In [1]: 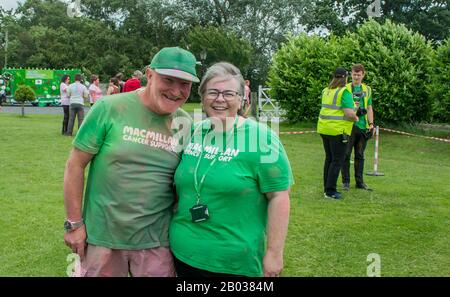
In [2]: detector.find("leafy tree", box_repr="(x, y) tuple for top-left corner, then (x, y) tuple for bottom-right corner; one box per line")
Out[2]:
(429, 38), (450, 123)
(14, 85), (36, 116)
(302, 0), (349, 36)
(347, 20), (434, 123)
(5, 0), (444, 113)
(2, 0), (312, 89)
(168, 0), (310, 89)
(179, 26), (252, 102)
(303, 0), (450, 41)
(267, 34), (350, 122)
(82, 0), (181, 47)
(2, 0), (142, 81)
(0, 7), (21, 68)
(181, 26), (252, 74)
(268, 20), (435, 124)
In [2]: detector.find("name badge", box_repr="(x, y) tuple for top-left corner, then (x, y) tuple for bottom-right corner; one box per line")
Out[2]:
(190, 204), (209, 223)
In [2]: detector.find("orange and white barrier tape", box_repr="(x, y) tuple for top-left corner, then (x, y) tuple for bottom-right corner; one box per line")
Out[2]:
(279, 128), (449, 143)
(380, 127), (450, 143)
(280, 131), (316, 135)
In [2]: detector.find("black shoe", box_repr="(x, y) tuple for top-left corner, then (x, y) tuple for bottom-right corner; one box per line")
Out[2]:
(356, 183), (373, 191)
(324, 191), (343, 199)
(342, 183), (350, 191)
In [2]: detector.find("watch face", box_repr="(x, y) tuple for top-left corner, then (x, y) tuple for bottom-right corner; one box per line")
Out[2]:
(64, 221), (71, 230)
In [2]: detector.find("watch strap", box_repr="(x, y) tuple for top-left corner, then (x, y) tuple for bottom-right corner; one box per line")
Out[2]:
(65, 219), (84, 231)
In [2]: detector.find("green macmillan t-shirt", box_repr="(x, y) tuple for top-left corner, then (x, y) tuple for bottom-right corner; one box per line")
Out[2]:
(169, 118), (294, 276)
(73, 91), (192, 249)
(351, 85), (373, 131)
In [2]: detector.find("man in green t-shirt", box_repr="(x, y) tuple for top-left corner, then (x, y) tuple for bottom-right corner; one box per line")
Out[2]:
(342, 64), (375, 191)
(63, 47), (198, 277)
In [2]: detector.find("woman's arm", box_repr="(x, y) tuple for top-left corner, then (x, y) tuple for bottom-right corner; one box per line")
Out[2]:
(264, 189), (290, 277)
(89, 89), (96, 102)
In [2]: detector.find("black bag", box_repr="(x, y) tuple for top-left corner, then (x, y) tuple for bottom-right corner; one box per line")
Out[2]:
(363, 128), (374, 140)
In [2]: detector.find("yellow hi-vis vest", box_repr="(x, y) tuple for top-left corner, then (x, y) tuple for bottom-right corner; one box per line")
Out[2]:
(317, 87), (354, 136)
(346, 83), (371, 129)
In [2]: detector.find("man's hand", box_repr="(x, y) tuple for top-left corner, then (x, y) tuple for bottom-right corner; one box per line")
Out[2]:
(64, 225), (87, 260)
(63, 148), (93, 261)
(369, 123), (375, 136)
(356, 108), (367, 117)
(263, 249), (283, 277)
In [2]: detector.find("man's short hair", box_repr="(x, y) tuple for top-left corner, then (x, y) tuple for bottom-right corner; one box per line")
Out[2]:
(133, 70), (143, 78)
(352, 64), (365, 73)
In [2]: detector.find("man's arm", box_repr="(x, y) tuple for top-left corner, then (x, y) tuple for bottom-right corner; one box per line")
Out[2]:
(89, 89), (96, 102)
(63, 148), (94, 260)
(83, 87), (89, 100)
(367, 105), (374, 125)
(263, 190), (290, 277)
(343, 108), (359, 122)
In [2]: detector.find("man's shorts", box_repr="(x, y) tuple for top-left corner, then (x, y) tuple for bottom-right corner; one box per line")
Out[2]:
(76, 244), (175, 277)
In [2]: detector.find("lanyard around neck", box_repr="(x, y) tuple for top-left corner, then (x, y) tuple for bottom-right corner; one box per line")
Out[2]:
(193, 115), (239, 204)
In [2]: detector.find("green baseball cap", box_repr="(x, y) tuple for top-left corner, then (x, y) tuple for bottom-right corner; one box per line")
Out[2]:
(150, 47), (200, 83)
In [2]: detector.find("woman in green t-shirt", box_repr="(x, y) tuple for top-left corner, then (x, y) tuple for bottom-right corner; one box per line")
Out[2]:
(169, 62), (294, 277)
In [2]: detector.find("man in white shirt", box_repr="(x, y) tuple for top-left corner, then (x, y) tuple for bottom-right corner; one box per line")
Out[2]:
(65, 74), (89, 136)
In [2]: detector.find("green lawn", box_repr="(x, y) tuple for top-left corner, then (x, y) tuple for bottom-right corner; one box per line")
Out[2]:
(182, 102), (202, 113)
(0, 113), (449, 276)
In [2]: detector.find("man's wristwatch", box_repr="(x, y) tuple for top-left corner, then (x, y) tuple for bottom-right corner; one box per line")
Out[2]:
(64, 219), (84, 232)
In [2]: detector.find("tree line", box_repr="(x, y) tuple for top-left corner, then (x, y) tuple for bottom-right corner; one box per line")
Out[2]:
(268, 20), (450, 124)
(0, 0), (448, 91)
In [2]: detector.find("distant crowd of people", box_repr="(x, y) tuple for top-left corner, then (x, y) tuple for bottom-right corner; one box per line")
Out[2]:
(60, 70), (143, 136)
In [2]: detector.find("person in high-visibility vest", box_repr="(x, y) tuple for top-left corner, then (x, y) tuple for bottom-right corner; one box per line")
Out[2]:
(317, 67), (359, 200)
(341, 64), (375, 191)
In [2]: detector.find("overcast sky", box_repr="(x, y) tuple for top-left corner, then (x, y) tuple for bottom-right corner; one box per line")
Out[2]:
(0, 0), (24, 11)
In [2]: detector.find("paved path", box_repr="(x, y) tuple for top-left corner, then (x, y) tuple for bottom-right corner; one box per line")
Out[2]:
(0, 106), (91, 115)
(0, 106), (200, 119)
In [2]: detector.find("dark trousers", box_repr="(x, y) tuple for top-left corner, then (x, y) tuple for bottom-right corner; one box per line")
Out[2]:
(61, 105), (70, 134)
(342, 126), (369, 186)
(66, 103), (84, 136)
(174, 257), (245, 277)
(321, 134), (347, 193)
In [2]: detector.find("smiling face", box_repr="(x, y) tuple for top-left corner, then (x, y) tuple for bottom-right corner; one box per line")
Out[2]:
(146, 69), (192, 115)
(202, 76), (242, 123)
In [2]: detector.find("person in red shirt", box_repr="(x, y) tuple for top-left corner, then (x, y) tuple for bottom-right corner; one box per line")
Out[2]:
(243, 79), (251, 116)
(123, 70), (143, 92)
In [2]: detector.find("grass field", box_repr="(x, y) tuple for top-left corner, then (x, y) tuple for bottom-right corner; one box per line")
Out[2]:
(182, 102), (202, 113)
(0, 113), (449, 276)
